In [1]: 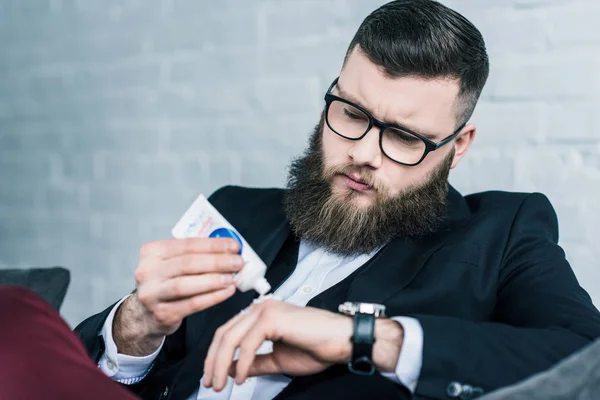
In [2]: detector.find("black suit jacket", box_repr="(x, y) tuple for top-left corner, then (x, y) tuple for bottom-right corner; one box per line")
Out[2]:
(75, 185), (600, 400)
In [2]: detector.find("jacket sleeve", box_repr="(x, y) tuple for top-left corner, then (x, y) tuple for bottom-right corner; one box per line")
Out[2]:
(413, 193), (600, 399)
(74, 302), (188, 398)
(74, 302), (117, 364)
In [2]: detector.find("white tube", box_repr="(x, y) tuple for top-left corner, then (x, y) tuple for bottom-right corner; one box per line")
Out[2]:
(171, 193), (271, 296)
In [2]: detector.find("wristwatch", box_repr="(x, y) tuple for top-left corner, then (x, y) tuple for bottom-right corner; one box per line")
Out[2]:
(338, 301), (387, 375)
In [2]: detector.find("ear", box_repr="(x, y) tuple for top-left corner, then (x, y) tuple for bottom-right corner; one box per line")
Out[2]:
(450, 123), (476, 169)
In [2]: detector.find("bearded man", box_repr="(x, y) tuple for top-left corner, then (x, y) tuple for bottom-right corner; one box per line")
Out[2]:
(74, 1), (600, 399)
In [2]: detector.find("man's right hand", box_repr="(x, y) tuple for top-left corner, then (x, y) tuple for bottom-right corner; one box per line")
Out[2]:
(113, 237), (244, 356)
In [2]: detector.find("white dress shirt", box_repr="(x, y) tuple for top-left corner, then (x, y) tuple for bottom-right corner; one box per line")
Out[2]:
(99, 240), (424, 399)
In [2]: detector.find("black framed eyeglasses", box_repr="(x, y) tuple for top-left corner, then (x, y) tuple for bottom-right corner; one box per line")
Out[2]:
(324, 77), (465, 166)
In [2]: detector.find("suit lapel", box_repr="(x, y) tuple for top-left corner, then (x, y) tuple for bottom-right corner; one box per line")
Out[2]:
(347, 186), (472, 304)
(346, 235), (443, 304)
(243, 189), (294, 291)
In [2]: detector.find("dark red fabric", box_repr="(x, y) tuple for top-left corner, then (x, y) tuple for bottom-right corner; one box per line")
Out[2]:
(0, 285), (137, 400)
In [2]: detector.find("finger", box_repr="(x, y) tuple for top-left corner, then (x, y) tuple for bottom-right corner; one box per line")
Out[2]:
(233, 324), (271, 384)
(153, 285), (236, 324)
(140, 238), (240, 260)
(162, 253), (245, 278)
(210, 310), (261, 392)
(203, 310), (249, 389)
(156, 273), (236, 301)
(230, 353), (281, 379)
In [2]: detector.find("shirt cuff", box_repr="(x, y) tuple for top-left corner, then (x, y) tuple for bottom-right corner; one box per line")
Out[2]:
(98, 294), (165, 384)
(379, 316), (423, 392)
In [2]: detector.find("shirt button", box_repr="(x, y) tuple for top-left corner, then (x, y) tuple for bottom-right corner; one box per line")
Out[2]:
(301, 285), (313, 294)
(106, 359), (116, 371)
(447, 382), (463, 398)
(159, 386), (169, 400)
(244, 378), (253, 383)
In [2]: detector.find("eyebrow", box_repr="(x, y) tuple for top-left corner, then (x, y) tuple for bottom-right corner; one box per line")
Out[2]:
(335, 83), (440, 140)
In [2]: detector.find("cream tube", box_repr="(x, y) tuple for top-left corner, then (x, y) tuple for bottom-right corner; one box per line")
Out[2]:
(171, 193), (271, 296)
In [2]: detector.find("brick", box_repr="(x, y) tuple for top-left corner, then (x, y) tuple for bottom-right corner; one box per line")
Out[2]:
(165, 151), (213, 189)
(544, 1), (600, 47)
(262, 0), (357, 45)
(169, 50), (259, 84)
(102, 153), (179, 185)
(33, 63), (162, 94)
(0, 151), (54, 181)
(88, 182), (183, 215)
(63, 119), (166, 153)
(73, 0), (153, 18)
(0, 214), (93, 245)
(0, 118), (67, 149)
(578, 144), (600, 174)
(461, 147), (516, 192)
(258, 39), (347, 81)
(485, 51), (599, 100)
(270, 114), (320, 149)
(136, 215), (176, 239)
(150, 13), (260, 52)
(164, 121), (216, 153)
(38, 181), (91, 215)
(466, 6), (549, 54)
(52, 151), (102, 183)
(0, 0), (55, 17)
(513, 146), (600, 199)
(252, 76), (322, 114)
(471, 101), (545, 146)
(168, 0), (256, 17)
(0, 183), (43, 212)
(1, 31), (148, 70)
(164, 149), (247, 195)
(11, 90), (158, 119)
(545, 102), (600, 141)
(159, 81), (256, 118)
(211, 118), (272, 153)
(20, 65), (162, 108)
(238, 151), (291, 188)
(512, 0), (593, 10)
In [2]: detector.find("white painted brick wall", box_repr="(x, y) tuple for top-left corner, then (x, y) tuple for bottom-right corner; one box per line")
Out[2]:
(0, 0), (598, 326)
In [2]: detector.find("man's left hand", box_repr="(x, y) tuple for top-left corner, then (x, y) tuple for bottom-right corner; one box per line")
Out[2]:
(202, 299), (404, 392)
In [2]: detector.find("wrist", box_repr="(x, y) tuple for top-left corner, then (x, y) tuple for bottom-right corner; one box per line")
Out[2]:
(372, 318), (404, 373)
(114, 296), (164, 356)
(337, 315), (355, 364)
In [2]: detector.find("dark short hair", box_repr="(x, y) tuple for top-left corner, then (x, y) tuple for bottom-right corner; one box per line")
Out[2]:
(345, 0), (490, 126)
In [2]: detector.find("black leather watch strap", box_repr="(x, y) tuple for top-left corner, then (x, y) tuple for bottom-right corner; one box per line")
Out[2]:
(348, 312), (376, 375)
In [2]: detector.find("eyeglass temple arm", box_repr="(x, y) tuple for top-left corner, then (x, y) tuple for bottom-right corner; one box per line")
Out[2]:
(434, 123), (466, 149)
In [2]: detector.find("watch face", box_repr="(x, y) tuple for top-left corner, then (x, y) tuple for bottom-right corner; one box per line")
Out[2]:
(338, 302), (386, 317)
(358, 303), (386, 317)
(357, 303), (378, 314)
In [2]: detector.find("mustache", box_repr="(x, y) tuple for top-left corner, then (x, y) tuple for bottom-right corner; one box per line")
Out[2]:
(322, 163), (387, 194)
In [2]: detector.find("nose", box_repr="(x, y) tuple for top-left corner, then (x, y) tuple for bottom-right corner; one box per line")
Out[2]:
(348, 126), (383, 169)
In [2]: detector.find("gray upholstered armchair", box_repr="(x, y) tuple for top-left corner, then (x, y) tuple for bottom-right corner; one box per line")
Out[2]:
(0, 266), (70, 311)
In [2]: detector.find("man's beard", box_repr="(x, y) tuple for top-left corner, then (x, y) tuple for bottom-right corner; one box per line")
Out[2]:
(283, 117), (454, 256)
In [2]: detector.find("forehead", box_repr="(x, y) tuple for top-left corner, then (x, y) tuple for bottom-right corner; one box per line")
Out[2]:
(338, 47), (461, 136)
